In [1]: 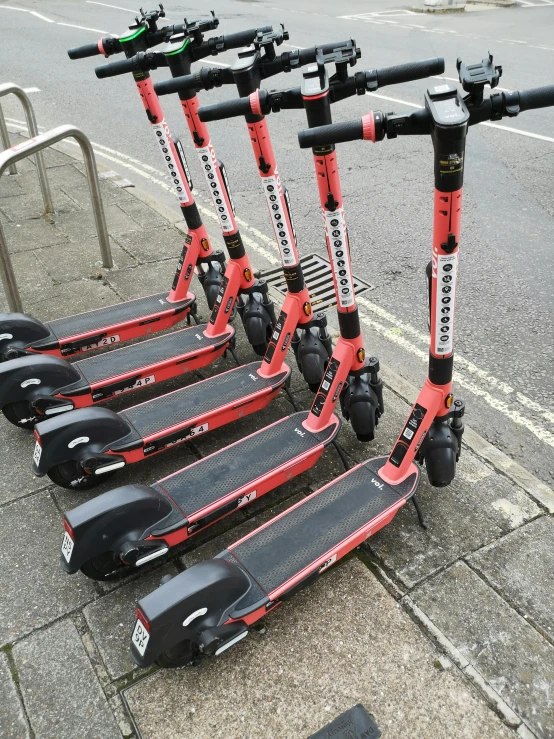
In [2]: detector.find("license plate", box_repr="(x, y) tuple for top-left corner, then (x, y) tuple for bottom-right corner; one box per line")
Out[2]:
(114, 375), (155, 396)
(61, 531), (74, 563)
(79, 334), (120, 352)
(33, 441), (42, 466)
(132, 620), (150, 656)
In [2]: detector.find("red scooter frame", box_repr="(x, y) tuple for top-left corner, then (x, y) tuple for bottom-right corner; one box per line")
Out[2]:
(58, 46), (385, 582)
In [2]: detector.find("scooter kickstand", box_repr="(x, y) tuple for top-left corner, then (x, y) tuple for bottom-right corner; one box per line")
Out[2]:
(412, 494), (427, 530)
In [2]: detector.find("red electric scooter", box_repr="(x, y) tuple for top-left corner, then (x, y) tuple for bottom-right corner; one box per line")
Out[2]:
(32, 30), (339, 490)
(130, 56), (554, 668)
(0, 12), (279, 430)
(59, 49), (443, 582)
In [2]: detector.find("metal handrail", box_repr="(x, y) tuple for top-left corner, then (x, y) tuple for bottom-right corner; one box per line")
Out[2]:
(0, 84), (53, 211)
(0, 124), (113, 312)
(0, 104), (17, 175)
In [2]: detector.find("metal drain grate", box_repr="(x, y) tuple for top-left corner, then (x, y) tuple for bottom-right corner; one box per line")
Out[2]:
(260, 253), (373, 311)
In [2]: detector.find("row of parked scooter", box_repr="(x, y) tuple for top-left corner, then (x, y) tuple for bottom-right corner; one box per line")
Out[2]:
(1, 5), (552, 668)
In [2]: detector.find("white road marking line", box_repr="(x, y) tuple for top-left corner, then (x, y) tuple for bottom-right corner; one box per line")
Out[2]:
(5, 110), (553, 442)
(86, 0), (135, 10)
(202, 59), (229, 68)
(0, 4), (109, 33)
(57, 22), (109, 33)
(433, 75), (510, 92)
(23, 87), (41, 93)
(0, 5), (54, 21)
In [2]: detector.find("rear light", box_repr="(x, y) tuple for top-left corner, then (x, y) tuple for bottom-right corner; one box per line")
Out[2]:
(136, 608), (150, 632)
(63, 519), (74, 539)
(33, 429), (41, 443)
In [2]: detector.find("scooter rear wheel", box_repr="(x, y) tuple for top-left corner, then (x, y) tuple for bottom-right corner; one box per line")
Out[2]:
(80, 551), (126, 581)
(156, 639), (199, 669)
(47, 461), (115, 490)
(2, 401), (37, 430)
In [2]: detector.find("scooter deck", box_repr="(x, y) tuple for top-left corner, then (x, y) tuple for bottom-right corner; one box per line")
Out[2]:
(224, 457), (419, 608)
(116, 362), (290, 443)
(35, 293), (193, 347)
(150, 412), (341, 535)
(74, 324), (233, 386)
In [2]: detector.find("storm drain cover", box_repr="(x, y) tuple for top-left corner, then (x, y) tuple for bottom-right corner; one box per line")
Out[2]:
(261, 253), (373, 311)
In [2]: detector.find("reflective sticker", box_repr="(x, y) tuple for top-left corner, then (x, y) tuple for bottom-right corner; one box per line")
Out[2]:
(323, 209), (355, 309)
(197, 145), (233, 232)
(262, 172), (296, 267)
(183, 607), (207, 627)
(0, 333), (13, 340)
(152, 119), (190, 205)
(21, 378), (41, 388)
(33, 440), (41, 465)
(434, 252), (457, 356)
(68, 436), (89, 449)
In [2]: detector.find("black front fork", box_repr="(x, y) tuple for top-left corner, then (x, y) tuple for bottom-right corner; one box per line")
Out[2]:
(197, 250), (227, 310)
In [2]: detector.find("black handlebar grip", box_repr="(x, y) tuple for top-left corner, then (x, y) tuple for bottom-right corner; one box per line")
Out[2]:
(95, 57), (135, 79)
(518, 85), (554, 112)
(298, 119), (363, 148)
(198, 97), (253, 122)
(68, 42), (102, 60)
(154, 73), (197, 96)
(222, 25), (272, 50)
(375, 57), (444, 88)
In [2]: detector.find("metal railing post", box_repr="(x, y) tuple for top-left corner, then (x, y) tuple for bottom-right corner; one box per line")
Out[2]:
(0, 103), (17, 175)
(0, 83), (53, 213)
(0, 124), (114, 311)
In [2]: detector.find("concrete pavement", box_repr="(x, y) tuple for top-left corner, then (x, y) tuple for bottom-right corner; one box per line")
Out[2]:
(0, 132), (553, 737)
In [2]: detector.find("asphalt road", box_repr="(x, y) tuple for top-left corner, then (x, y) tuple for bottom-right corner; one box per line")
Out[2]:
(1, 0), (553, 486)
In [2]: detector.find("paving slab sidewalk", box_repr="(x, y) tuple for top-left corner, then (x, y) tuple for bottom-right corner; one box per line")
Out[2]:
(0, 132), (552, 738)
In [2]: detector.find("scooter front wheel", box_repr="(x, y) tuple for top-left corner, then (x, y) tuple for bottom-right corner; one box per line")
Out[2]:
(47, 461), (114, 490)
(80, 551), (127, 581)
(2, 401), (37, 430)
(156, 639), (200, 669)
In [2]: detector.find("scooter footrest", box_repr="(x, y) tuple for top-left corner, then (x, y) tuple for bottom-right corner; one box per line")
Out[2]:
(156, 411), (339, 515)
(228, 457), (419, 597)
(45, 293), (193, 341)
(120, 362), (288, 438)
(77, 325), (232, 384)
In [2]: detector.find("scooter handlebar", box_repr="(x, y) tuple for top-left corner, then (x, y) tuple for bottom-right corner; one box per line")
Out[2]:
(517, 85), (554, 112)
(95, 57), (136, 78)
(68, 41), (103, 59)
(298, 120), (363, 148)
(219, 25), (272, 51)
(372, 57), (444, 88)
(198, 96), (254, 122)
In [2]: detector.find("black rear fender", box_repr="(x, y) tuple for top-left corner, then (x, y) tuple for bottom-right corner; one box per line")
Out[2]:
(239, 292), (276, 347)
(133, 559), (250, 667)
(0, 355), (82, 410)
(33, 407), (132, 476)
(0, 313), (54, 360)
(292, 326), (333, 388)
(63, 484), (173, 573)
